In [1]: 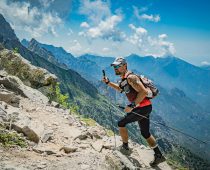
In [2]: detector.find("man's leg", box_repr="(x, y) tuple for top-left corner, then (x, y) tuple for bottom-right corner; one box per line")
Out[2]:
(137, 106), (165, 167)
(118, 112), (139, 149)
(119, 127), (128, 143)
(146, 135), (156, 147)
(146, 135), (163, 156)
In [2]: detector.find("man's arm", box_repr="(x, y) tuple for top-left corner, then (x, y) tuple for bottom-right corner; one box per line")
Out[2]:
(107, 82), (122, 92)
(102, 77), (122, 92)
(127, 74), (148, 105)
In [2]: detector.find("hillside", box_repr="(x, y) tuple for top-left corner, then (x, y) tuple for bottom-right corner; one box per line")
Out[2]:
(0, 13), (151, 151)
(0, 56), (172, 170)
(19, 39), (210, 163)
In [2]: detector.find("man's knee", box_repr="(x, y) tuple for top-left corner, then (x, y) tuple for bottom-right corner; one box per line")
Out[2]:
(118, 120), (126, 127)
(141, 130), (151, 139)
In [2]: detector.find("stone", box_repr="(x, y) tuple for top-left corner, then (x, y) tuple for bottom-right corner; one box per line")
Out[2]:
(105, 150), (139, 170)
(0, 88), (20, 107)
(41, 130), (53, 143)
(59, 146), (78, 154)
(51, 101), (60, 108)
(12, 115), (44, 143)
(91, 140), (104, 152)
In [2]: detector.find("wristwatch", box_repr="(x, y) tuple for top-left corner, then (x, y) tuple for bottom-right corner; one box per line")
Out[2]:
(130, 102), (136, 108)
(130, 102), (140, 108)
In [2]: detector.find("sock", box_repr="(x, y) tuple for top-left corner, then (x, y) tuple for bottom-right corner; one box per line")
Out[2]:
(123, 142), (129, 149)
(152, 145), (162, 156)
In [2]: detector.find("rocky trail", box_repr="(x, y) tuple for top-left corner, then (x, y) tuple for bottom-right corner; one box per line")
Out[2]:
(0, 93), (171, 170)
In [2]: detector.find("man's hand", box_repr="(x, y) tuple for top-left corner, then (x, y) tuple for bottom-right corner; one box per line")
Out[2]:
(124, 106), (133, 113)
(102, 77), (110, 84)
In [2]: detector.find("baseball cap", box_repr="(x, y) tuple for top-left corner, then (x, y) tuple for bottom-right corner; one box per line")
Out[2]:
(111, 57), (127, 66)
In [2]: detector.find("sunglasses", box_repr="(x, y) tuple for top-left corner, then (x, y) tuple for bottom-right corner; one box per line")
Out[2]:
(114, 64), (123, 69)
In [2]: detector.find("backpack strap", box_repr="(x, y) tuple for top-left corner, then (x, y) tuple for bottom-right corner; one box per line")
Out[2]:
(124, 71), (133, 79)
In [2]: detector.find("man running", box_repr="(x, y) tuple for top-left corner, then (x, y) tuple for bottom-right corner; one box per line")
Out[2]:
(102, 57), (166, 167)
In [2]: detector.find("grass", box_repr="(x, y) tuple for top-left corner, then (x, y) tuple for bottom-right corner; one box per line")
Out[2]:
(105, 129), (114, 137)
(80, 117), (97, 126)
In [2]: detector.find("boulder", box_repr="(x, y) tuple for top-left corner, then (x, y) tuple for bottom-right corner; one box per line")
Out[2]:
(12, 114), (44, 143)
(0, 49), (57, 89)
(0, 75), (49, 103)
(105, 150), (139, 170)
(0, 88), (20, 107)
(0, 76), (27, 98)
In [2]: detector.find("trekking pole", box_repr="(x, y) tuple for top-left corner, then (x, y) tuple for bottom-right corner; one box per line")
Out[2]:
(102, 70), (117, 149)
(109, 106), (117, 149)
(117, 105), (209, 145)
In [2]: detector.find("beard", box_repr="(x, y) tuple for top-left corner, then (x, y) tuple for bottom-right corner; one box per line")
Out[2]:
(115, 70), (121, 75)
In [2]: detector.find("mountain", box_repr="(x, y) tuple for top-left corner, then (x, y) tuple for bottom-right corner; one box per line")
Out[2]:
(0, 45), (209, 170)
(0, 66), (175, 169)
(1, 13), (209, 165)
(21, 38), (29, 48)
(0, 14), (97, 99)
(28, 38), (68, 69)
(79, 53), (210, 111)
(22, 39), (102, 83)
(20, 36), (210, 161)
(0, 14), (18, 42)
(0, 13), (151, 158)
(77, 54), (210, 161)
(80, 54), (114, 69)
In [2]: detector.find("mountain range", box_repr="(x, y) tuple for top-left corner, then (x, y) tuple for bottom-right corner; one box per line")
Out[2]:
(21, 37), (210, 162)
(1, 13), (210, 165)
(0, 13), (148, 156)
(21, 39), (210, 112)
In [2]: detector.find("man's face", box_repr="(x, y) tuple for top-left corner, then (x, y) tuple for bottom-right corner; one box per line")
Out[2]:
(113, 64), (126, 75)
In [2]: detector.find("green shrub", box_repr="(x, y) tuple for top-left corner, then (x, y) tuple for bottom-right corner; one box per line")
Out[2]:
(13, 47), (19, 54)
(48, 82), (69, 108)
(0, 131), (27, 148)
(69, 103), (80, 115)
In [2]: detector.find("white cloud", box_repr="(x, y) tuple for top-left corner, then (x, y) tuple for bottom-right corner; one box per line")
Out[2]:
(38, 0), (54, 8)
(147, 34), (175, 56)
(127, 24), (148, 49)
(140, 14), (160, 22)
(78, 0), (125, 42)
(133, 6), (160, 23)
(159, 34), (168, 39)
(67, 28), (73, 36)
(0, 0), (62, 37)
(201, 61), (210, 66)
(80, 15), (126, 42)
(102, 47), (110, 52)
(69, 40), (82, 53)
(127, 24), (175, 56)
(79, 0), (111, 24)
(133, 6), (148, 18)
(80, 22), (90, 28)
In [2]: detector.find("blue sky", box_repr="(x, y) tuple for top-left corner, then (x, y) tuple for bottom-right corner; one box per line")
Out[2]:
(0, 0), (210, 66)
